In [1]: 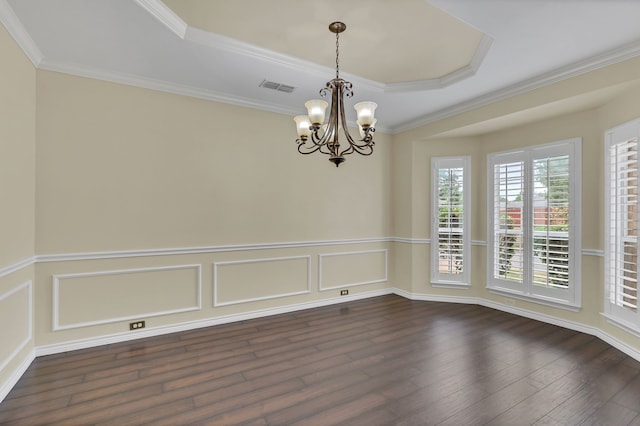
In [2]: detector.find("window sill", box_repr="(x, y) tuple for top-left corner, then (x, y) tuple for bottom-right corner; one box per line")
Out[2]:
(431, 281), (471, 289)
(602, 313), (640, 338)
(488, 287), (581, 312)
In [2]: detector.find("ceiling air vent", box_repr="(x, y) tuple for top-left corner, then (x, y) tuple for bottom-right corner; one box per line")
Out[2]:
(259, 80), (295, 93)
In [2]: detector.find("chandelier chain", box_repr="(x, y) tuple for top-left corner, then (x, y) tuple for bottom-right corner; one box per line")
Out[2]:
(335, 31), (340, 79)
(294, 22), (377, 167)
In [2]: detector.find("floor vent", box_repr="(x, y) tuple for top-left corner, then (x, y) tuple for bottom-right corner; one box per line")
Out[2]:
(259, 80), (295, 93)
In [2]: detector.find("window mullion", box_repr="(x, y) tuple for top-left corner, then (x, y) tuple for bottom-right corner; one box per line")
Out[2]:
(522, 153), (534, 295)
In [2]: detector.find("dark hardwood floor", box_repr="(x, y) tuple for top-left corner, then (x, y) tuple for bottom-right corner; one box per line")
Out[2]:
(1, 295), (639, 425)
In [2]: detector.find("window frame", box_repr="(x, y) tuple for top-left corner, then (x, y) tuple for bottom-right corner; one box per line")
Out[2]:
(487, 138), (582, 309)
(431, 156), (471, 288)
(604, 119), (640, 335)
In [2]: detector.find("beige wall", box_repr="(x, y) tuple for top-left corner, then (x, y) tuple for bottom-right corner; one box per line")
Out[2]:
(0, 23), (36, 399)
(35, 71), (391, 254)
(32, 71), (393, 348)
(392, 81), (640, 353)
(3, 14), (640, 401)
(0, 26), (35, 266)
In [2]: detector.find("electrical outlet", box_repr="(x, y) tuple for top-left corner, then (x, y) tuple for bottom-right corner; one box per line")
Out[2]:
(129, 320), (145, 330)
(340, 289), (349, 296)
(504, 298), (516, 306)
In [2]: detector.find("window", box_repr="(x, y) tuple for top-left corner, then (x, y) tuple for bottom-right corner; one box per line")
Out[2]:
(605, 119), (640, 334)
(431, 156), (470, 287)
(487, 139), (581, 308)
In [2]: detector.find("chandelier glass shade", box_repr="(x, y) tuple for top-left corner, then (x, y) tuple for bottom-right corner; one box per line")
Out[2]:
(294, 22), (377, 167)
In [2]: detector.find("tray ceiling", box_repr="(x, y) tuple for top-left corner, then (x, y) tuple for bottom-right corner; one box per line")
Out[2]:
(3, 0), (640, 133)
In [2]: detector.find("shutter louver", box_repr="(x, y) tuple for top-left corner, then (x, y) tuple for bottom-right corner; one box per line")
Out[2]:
(493, 161), (524, 283)
(532, 155), (570, 289)
(438, 167), (464, 275)
(609, 139), (638, 313)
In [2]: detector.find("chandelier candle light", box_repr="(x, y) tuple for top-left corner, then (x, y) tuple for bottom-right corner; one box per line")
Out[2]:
(294, 21), (377, 167)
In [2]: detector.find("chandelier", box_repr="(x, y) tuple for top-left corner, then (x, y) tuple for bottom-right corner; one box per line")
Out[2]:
(294, 22), (377, 167)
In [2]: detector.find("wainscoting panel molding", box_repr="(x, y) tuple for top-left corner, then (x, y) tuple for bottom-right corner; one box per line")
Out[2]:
(213, 256), (311, 307)
(319, 249), (388, 291)
(0, 281), (32, 373)
(52, 265), (201, 331)
(0, 257), (36, 279)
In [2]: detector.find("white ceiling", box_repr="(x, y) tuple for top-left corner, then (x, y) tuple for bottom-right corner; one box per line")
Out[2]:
(3, 0), (640, 134)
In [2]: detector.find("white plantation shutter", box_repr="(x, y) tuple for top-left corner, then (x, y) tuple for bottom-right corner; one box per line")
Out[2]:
(493, 160), (525, 286)
(431, 157), (470, 286)
(438, 167), (464, 274)
(532, 155), (570, 290)
(605, 120), (640, 331)
(487, 139), (581, 307)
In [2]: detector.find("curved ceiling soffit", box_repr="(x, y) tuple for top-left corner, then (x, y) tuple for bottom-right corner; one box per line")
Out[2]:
(132, 0), (493, 94)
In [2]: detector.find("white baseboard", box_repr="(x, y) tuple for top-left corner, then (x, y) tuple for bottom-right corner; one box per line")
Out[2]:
(3, 287), (639, 405)
(396, 289), (640, 363)
(36, 288), (393, 357)
(0, 349), (35, 403)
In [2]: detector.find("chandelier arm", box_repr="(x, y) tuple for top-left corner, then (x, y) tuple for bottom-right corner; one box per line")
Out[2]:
(297, 139), (322, 155)
(293, 22), (377, 167)
(346, 144), (374, 156)
(345, 131), (375, 154)
(306, 122), (337, 156)
(336, 94), (374, 158)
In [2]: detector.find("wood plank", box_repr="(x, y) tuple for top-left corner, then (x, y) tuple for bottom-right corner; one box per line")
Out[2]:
(1, 295), (638, 425)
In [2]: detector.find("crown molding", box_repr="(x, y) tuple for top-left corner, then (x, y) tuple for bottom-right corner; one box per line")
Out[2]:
(36, 60), (399, 133)
(132, 0), (186, 39)
(38, 59), (301, 116)
(185, 27), (494, 95)
(184, 26), (387, 92)
(393, 38), (640, 133)
(0, 0), (42, 66)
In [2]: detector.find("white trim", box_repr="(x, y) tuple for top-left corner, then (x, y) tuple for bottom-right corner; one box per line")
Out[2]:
(0, 0), (42, 66)
(38, 59), (303, 117)
(37, 237), (391, 263)
(398, 290), (640, 363)
(431, 282), (472, 289)
(0, 281), (33, 373)
(0, 287), (636, 402)
(602, 313), (640, 339)
(488, 288), (581, 312)
(26, 239), (596, 265)
(0, 256), (36, 278)
(0, 349), (34, 404)
(431, 156), (471, 287)
(390, 238), (488, 246)
(213, 256), (311, 307)
(132, 0), (187, 39)
(390, 237), (430, 245)
(185, 27), (385, 92)
(30, 288), (640, 363)
(486, 137), (582, 307)
(52, 265), (201, 331)
(36, 288), (393, 357)
(603, 119), (640, 335)
(395, 39), (640, 133)
(318, 249), (388, 291)
(184, 29), (493, 95)
(37, 59), (395, 135)
(479, 298), (639, 361)
(395, 288), (478, 305)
